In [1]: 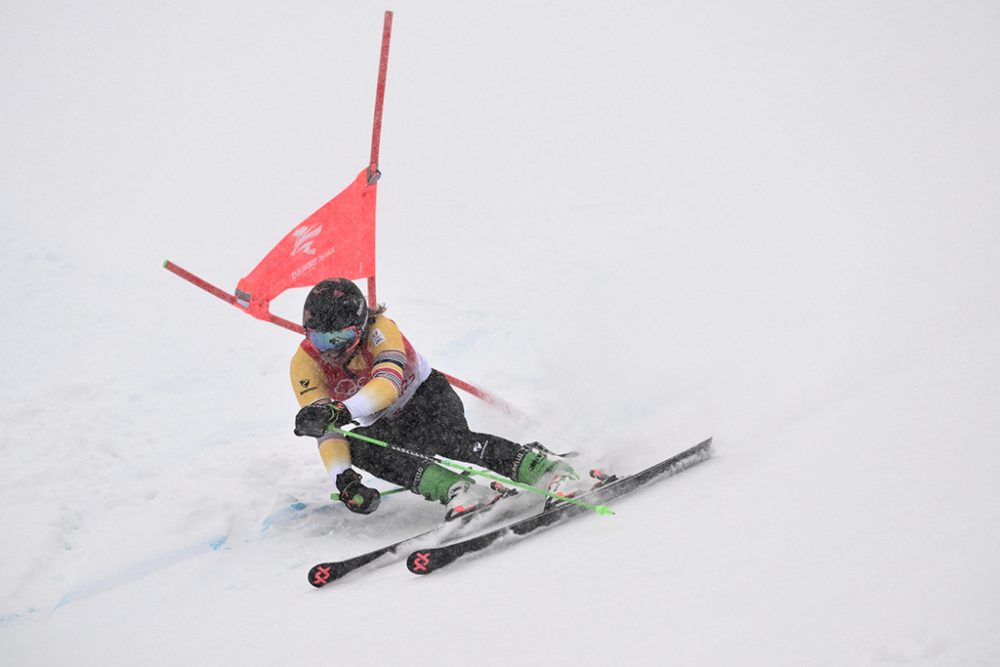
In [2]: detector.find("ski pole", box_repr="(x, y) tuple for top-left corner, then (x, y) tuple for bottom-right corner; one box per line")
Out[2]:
(329, 426), (615, 516)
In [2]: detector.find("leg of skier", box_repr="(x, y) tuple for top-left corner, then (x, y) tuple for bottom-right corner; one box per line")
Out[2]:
(352, 370), (580, 518)
(348, 371), (509, 520)
(413, 371), (590, 502)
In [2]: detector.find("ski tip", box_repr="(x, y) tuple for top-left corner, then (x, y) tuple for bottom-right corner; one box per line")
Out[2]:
(308, 563), (336, 588)
(407, 550), (434, 575)
(162, 259), (169, 268)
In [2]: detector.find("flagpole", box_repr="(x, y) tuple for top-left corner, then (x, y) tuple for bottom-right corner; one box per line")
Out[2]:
(367, 10), (393, 185)
(163, 12), (528, 419)
(162, 260), (304, 334)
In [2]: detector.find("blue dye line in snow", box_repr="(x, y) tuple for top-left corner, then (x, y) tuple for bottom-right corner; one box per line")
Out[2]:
(51, 534), (228, 612)
(259, 502), (308, 533)
(47, 499), (339, 614)
(0, 609), (40, 626)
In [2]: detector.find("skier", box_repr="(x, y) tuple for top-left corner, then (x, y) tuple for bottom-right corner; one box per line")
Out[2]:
(291, 278), (579, 519)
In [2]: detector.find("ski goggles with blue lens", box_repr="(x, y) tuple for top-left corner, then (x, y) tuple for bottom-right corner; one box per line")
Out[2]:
(307, 326), (360, 353)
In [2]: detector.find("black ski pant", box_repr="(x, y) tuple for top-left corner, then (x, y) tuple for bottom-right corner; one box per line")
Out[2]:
(350, 370), (525, 490)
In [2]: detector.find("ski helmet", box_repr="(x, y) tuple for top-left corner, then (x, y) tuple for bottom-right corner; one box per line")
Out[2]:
(303, 278), (368, 332)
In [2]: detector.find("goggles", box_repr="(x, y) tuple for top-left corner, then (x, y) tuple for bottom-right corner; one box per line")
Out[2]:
(307, 326), (360, 353)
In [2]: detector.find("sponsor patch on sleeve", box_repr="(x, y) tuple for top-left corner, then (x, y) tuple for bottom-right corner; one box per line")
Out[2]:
(369, 328), (386, 347)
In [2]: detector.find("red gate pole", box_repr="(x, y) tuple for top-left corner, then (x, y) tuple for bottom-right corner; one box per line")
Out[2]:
(367, 10), (393, 186)
(162, 261), (304, 334)
(365, 10), (392, 308)
(165, 13), (526, 420)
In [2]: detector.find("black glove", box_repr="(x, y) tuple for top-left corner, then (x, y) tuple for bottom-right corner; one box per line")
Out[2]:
(335, 468), (381, 514)
(293, 401), (353, 437)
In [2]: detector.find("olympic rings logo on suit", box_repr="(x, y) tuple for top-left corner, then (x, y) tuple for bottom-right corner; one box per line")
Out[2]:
(333, 378), (362, 398)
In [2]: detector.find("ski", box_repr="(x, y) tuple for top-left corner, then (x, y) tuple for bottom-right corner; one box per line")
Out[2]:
(308, 524), (444, 588)
(404, 437), (713, 575)
(306, 486), (529, 588)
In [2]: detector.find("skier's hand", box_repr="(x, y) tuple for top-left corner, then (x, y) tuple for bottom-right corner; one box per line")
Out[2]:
(335, 468), (381, 514)
(293, 401), (352, 437)
(326, 401), (353, 429)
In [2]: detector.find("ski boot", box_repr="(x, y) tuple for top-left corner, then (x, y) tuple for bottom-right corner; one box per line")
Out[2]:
(514, 447), (619, 508)
(415, 463), (513, 522)
(513, 447), (581, 507)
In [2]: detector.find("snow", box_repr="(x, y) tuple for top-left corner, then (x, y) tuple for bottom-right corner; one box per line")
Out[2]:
(2, 2), (1000, 664)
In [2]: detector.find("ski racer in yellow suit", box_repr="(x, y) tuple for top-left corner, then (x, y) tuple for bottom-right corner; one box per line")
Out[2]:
(291, 278), (577, 520)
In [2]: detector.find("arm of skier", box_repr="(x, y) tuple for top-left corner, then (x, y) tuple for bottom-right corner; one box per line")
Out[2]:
(340, 315), (408, 419)
(289, 348), (353, 477)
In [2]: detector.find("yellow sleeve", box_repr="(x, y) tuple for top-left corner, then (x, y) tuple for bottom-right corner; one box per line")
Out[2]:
(290, 346), (329, 407)
(317, 437), (351, 480)
(342, 315), (408, 418)
(290, 346), (351, 480)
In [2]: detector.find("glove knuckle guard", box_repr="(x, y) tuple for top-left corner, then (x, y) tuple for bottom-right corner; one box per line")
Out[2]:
(293, 403), (334, 437)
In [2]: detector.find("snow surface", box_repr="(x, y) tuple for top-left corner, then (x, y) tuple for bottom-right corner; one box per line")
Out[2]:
(3, 2), (1000, 665)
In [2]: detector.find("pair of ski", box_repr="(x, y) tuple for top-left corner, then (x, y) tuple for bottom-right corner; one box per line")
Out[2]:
(308, 437), (712, 588)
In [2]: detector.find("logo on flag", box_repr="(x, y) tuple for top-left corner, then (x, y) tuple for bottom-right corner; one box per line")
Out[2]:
(291, 224), (323, 256)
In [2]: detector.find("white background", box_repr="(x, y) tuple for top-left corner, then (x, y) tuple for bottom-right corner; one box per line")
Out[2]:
(2, 2), (999, 664)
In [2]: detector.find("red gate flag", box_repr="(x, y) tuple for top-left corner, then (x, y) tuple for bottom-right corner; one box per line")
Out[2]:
(234, 169), (377, 321)
(163, 12), (524, 417)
